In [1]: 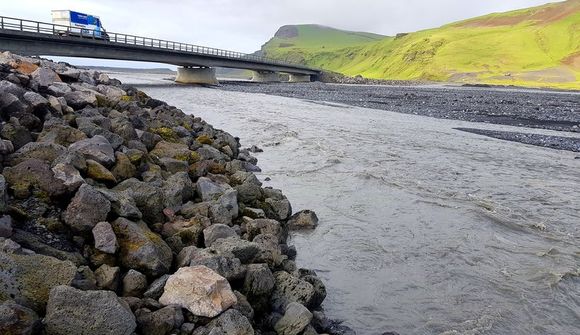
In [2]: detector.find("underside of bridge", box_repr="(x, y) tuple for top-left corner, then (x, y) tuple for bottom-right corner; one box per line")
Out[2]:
(0, 30), (319, 85)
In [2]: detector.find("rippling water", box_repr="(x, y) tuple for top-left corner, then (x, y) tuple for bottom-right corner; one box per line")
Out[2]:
(113, 73), (580, 335)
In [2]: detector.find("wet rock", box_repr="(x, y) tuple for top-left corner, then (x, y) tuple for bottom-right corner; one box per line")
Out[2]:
(86, 159), (117, 183)
(210, 237), (261, 264)
(63, 90), (97, 109)
(68, 135), (115, 167)
(300, 272), (326, 308)
(203, 224), (238, 247)
(159, 265), (237, 318)
(143, 274), (169, 300)
(44, 285), (136, 335)
(274, 302), (313, 335)
(111, 218), (172, 277)
(136, 305), (184, 335)
(288, 210), (318, 230)
(30, 67), (61, 88)
(0, 300), (40, 335)
(194, 309), (254, 335)
(64, 184), (111, 234)
(271, 271), (315, 311)
(0, 252), (77, 312)
(0, 216), (12, 238)
(122, 269), (148, 297)
(92, 222), (118, 254)
(3, 159), (67, 199)
(265, 198), (292, 221)
(95, 264), (121, 291)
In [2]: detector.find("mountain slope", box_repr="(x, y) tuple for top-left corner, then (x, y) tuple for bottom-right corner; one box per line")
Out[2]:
(261, 0), (580, 89)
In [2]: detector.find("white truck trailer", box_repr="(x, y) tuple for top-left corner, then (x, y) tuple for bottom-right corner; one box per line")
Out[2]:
(51, 10), (109, 40)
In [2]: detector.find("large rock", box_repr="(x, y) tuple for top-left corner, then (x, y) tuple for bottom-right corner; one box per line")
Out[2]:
(210, 237), (261, 264)
(38, 125), (87, 147)
(246, 219), (283, 242)
(86, 159), (117, 183)
(194, 309), (254, 335)
(271, 271), (315, 311)
(68, 135), (115, 167)
(203, 224), (237, 247)
(243, 264), (275, 298)
(23, 91), (48, 110)
(150, 141), (197, 163)
(111, 218), (172, 277)
(30, 67), (61, 88)
(122, 269), (147, 297)
(136, 305), (183, 335)
(114, 179), (165, 224)
(287, 210), (318, 230)
(0, 300), (40, 335)
(94, 264), (120, 291)
(162, 172), (194, 210)
(0, 123), (33, 150)
(8, 142), (66, 166)
(52, 163), (84, 192)
(63, 90), (97, 109)
(44, 285), (136, 335)
(196, 177), (231, 202)
(0, 252), (77, 312)
(3, 159), (67, 199)
(274, 302), (313, 335)
(64, 184), (111, 234)
(92, 222), (118, 254)
(159, 265), (237, 318)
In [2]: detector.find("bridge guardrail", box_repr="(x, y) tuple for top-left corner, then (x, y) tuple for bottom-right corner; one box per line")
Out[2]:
(0, 15), (315, 71)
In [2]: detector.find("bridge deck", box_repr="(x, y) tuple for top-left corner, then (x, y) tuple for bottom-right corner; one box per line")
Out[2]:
(0, 16), (320, 75)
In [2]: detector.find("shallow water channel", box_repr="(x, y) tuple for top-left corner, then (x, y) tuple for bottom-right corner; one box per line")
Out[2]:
(113, 73), (580, 335)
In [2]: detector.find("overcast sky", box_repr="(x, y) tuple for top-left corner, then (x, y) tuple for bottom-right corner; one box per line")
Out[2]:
(2, 0), (563, 67)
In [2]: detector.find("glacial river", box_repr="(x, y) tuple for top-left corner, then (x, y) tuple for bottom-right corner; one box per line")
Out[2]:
(113, 73), (580, 335)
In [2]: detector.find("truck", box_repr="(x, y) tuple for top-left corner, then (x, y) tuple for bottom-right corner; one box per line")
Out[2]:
(51, 10), (109, 40)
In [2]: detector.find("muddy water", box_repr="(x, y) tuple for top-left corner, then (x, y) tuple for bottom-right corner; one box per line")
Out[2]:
(113, 73), (580, 335)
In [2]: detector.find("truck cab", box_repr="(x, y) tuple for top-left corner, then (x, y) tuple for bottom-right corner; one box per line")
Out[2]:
(51, 10), (109, 40)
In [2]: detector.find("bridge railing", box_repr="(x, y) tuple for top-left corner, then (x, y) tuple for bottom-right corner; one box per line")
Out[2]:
(0, 15), (314, 71)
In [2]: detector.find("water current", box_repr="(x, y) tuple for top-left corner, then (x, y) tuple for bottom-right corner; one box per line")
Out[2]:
(112, 73), (580, 335)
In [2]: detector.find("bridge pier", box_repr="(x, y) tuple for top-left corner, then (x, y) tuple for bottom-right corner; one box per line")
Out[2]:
(175, 67), (219, 85)
(288, 74), (312, 83)
(251, 71), (281, 83)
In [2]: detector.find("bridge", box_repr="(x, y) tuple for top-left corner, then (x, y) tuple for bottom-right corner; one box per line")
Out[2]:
(0, 16), (321, 85)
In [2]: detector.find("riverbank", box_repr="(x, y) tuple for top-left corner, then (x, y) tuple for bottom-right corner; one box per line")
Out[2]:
(0, 52), (352, 335)
(219, 81), (580, 153)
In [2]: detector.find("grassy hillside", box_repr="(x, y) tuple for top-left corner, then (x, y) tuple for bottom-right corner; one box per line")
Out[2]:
(262, 0), (580, 89)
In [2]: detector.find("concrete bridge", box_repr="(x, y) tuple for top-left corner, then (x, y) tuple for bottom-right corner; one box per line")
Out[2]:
(0, 16), (321, 85)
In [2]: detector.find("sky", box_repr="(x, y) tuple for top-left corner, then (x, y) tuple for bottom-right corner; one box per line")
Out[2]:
(1, 0), (564, 68)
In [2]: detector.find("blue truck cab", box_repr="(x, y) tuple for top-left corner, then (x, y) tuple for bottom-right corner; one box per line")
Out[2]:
(52, 10), (109, 40)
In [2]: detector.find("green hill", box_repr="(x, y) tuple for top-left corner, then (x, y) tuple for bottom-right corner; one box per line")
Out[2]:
(261, 0), (580, 89)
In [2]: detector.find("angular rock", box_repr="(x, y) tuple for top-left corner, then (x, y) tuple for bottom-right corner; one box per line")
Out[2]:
(271, 271), (315, 311)
(288, 210), (319, 230)
(0, 300), (40, 335)
(246, 219), (283, 242)
(197, 309), (254, 335)
(111, 218), (172, 277)
(203, 224), (237, 247)
(163, 172), (194, 210)
(0, 252), (77, 312)
(3, 159), (67, 199)
(274, 302), (313, 335)
(136, 306), (183, 335)
(232, 291), (255, 321)
(52, 163), (84, 192)
(8, 142), (66, 166)
(47, 82), (73, 97)
(86, 159), (117, 183)
(64, 184), (111, 234)
(122, 269), (148, 297)
(68, 135), (115, 167)
(265, 198), (292, 221)
(97, 188), (142, 220)
(94, 264), (121, 291)
(243, 264), (275, 298)
(63, 90), (97, 109)
(196, 177), (231, 202)
(210, 237), (261, 264)
(38, 125), (87, 146)
(44, 285), (136, 335)
(162, 216), (209, 249)
(114, 179), (165, 224)
(159, 265), (237, 318)
(30, 67), (61, 88)
(0, 123), (33, 150)
(0, 215), (12, 238)
(143, 275), (170, 300)
(92, 222), (118, 254)
(0, 140), (14, 155)
(23, 91), (48, 110)
(111, 152), (136, 181)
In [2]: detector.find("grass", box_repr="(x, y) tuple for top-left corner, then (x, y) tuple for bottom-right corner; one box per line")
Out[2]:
(262, 0), (580, 90)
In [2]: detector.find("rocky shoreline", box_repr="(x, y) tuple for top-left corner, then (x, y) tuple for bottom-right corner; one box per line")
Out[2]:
(0, 51), (354, 335)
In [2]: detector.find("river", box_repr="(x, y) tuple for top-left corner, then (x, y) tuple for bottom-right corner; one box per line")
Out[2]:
(111, 73), (580, 335)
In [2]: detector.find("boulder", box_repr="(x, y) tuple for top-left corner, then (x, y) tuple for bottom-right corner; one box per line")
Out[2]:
(30, 67), (61, 88)
(288, 210), (319, 230)
(0, 123), (33, 150)
(68, 135), (115, 167)
(0, 300), (40, 335)
(265, 198), (292, 221)
(274, 302), (313, 335)
(64, 184), (111, 234)
(111, 152), (136, 181)
(0, 92), (29, 118)
(0, 80), (25, 97)
(159, 266), (237, 318)
(196, 177), (231, 202)
(150, 141), (197, 163)
(122, 269), (148, 297)
(162, 172), (194, 210)
(44, 285), (136, 335)
(0, 140), (14, 155)
(203, 224), (237, 247)
(111, 218), (172, 277)
(97, 188), (142, 220)
(23, 91), (48, 110)
(243, 264), (275, 298)
(92, 222), (118, 254)
(52, 163), (84, 192)
(210, 237), (261, 264)
(63, 90), (97, 109)
(161, 216), (209, 249)
(8, 142), (66, 166)
(94, 264), (120, 291)
(136, 306), (183, 335)
(195, 309), (254, 335)
(3, 159), (67, 199)
(86, 159), (117, 183)
(143, 274), (170, 300)
(232, 291), (255, 321)
(38, 125), (87, 146)
(271, 271), (315, 311)
(246, 219), (283, 242)
(47, 82), (73, 97)
(114, 179), (165, 224)
(0, 252), (77, 312)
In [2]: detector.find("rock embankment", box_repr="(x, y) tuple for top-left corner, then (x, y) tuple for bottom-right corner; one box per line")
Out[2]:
(0, 51), (353, 335)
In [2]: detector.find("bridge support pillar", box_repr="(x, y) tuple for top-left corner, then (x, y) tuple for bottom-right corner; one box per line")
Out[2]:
(175, 67), (219, 85)
(288, 74), (312, 83)
(251, 71), (281, 82)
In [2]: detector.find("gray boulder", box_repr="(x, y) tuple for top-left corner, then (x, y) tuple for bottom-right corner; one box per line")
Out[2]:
(274, 302), (313, 335)
(271, 271), (315, 311)
(243, 264), (275, 298)
(68, 135), (115, 167)
(114, 179), (165, 224)
(63, 90), (97, 109)
(47, 82), (73, 97)
(197, 177), (231, 201)
(23, 91), (48, 110)
(288, 210), (319, 230)
(92, 222), (118, 254)
(143, 274), (170, 300)
(122, 269), (148, 297)
(44, 285), (136, 335)
(64, 184), (111, 234)
(210, 237), (261, 264)
(3, 159), (67, 199)
(30, 67), (61, 88)
(136, 306), (183, 335)
(94, 264), (120, 291)
(193, 309), (254, 335)
(8, 142), (66, 165)
(203, 224), (237, 247)
(163, 172), (194, 210)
